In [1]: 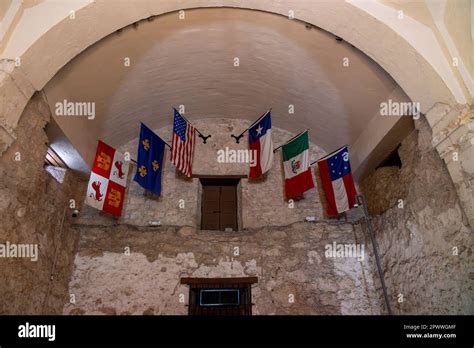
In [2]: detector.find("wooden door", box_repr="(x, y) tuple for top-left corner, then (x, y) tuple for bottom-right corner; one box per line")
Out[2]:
(201, 179), (238, 231)
(201, 186), (220, 230)
(219, 186), (237, 231)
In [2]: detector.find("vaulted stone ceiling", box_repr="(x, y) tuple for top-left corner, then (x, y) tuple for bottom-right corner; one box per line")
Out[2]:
(44, 7), (410, 173)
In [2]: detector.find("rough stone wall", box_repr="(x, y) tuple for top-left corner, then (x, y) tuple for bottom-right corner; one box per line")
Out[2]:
(64, 222), (380, 315)
(360, 117), (473, 314)
(0, 93), (86, 314)
(360, 166), (405, 216)
(77, 119), (326, 229)
(426, 103), (474, 229)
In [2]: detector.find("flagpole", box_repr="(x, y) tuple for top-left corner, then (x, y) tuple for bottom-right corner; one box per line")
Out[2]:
(140, 122), (173, 149)
(358, 193), (393, 315)
(231, 109), (272, 144)
(273, 129), (309, 153)
(173, 108), (211, 144)
(309, 144), (349, 166)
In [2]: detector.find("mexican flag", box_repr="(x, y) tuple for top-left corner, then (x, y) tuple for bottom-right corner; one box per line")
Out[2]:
(282, 131), (315, 199)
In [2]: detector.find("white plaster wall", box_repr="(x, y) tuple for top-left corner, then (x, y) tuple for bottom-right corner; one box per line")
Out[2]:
(0, 0), (463, 107)
(42, 7), (403, 170)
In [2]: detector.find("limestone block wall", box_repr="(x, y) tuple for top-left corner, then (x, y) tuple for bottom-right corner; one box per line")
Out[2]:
(426, 103), (474, 229)
(77, 119), (327, 229)
(360, 117), (473, 314)
(63, 222), (380, 315)
(0, 93), (86, 314)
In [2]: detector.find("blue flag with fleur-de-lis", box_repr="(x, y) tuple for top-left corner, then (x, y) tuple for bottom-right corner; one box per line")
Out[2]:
(134, 123), (166, 195)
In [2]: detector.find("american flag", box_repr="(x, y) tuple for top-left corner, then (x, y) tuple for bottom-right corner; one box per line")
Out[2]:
(170, 109), (196, 177)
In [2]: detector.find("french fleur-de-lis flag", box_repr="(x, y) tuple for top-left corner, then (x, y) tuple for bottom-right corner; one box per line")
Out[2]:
(134, 123), (166, 195)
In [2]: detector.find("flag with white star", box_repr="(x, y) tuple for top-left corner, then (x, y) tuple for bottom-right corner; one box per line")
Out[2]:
(248, 111), (273, 178)
(170, 109), (196, 177)
(317, 145), (357, 216)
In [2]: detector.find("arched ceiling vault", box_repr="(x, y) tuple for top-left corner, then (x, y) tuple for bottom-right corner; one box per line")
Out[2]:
(1, 0), (469, 179)
(44, 7), (411, 177)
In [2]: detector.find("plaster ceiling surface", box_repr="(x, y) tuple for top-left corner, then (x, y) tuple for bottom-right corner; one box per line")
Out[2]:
(44, 8), (408, 168)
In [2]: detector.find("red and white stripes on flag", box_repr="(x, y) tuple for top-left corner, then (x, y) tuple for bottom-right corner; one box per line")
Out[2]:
(317, 146), (357, 216)
(170, 109), (196, 177)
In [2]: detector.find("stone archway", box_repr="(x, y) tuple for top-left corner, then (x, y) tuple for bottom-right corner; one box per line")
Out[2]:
(0, 0), (465, 142)
(0, 0), (474, 318)
(0, 0), (472, 225)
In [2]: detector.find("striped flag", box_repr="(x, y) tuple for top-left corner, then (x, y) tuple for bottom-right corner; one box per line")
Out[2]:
(170, 109), (196, 177)
(317, 146), (357, 216)
(282, 130), (314, 199)
(249, 111), (273, 178)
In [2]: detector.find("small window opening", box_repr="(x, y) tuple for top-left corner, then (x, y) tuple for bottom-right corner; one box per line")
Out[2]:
(44, 146), (68, 183)
(181, 277), (257, 316)
(376, 146), (402, 169)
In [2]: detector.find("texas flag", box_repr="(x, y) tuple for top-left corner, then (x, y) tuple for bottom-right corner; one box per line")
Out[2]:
(85, 141), (129, 217)
(317, 146), (357, 216)
(249, 111), (273, 178)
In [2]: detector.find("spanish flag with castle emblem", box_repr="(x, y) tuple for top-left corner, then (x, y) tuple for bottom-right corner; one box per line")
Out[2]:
(85, 141), (129, 217)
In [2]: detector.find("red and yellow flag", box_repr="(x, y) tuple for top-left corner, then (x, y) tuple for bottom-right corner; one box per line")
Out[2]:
(85, 141), (129, 217)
